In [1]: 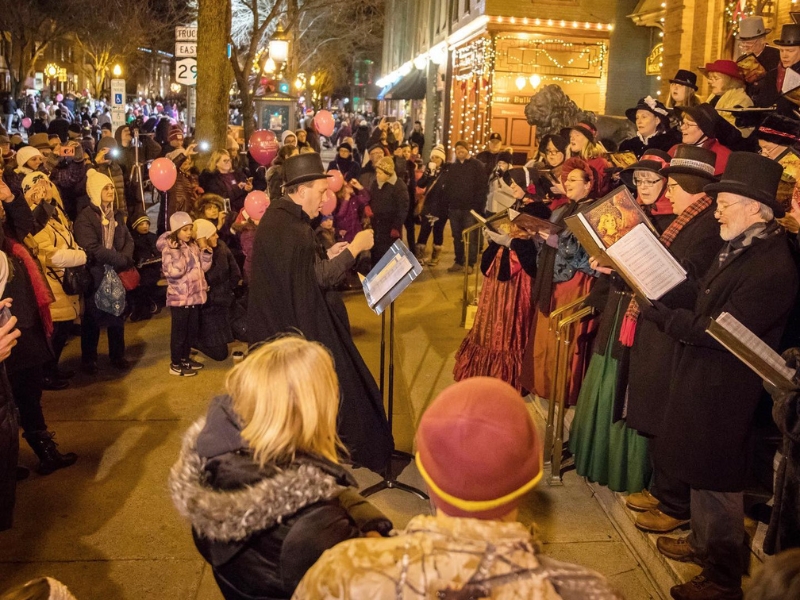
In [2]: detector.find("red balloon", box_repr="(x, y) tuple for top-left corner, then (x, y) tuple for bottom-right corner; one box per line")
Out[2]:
(321, 189), (336, 216)
(149, 158), (177, 192)
(249, 129), (279, 166)
(327, 169), (344, 193)
(314, 110), (335, 137)
(244, 190), (270, 221)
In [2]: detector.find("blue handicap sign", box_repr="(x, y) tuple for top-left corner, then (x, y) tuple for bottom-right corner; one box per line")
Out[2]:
(114, 93), (123, 104)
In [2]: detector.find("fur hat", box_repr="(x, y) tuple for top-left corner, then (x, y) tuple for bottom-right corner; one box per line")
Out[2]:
(16, 146), (42, 169)
(416, 377), (543, 519)
(376, 156), (395, 176)
(430, 144), (446, 162)
(194, 218), (217, 240)
(169, 211), (193, 233)
(86, 168), (114, 209)
(194, 193), (225, 219)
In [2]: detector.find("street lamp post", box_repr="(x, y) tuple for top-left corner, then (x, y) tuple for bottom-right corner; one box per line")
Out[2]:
(112, 64), (122, 78)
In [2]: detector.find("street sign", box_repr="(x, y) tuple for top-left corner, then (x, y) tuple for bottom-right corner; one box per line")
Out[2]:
(175, 27), (197, 42)
(175, 58), (197, 86)
(110, 78), (126, 131)
(175, 42), (197, 58)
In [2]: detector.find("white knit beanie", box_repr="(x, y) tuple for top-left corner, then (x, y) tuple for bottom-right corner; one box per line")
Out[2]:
(430, 144), (446, 162)
(86, 168), (114, 209)
(194, 217), (217, 239)
(16, 146), (42, 169)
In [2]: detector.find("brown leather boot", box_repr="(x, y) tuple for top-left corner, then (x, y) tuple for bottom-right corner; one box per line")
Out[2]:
(669, 576), (742, 600)
(657, 536), (705, 566)
(635, 508), (690, 533)
(626, 489), (660, 512)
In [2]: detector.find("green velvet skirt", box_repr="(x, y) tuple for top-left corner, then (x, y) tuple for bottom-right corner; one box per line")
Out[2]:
(569, 302), (651, 493)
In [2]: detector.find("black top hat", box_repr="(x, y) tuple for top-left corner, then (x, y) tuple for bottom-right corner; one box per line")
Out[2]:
(669, 69), (699, 91)
(674, 104), (720, 139)
(774, 24), (800, 47)
(619, 149), (671, 189)
(283, 153), (332, 187)
(625, 96), (672, 127)
(756, 114), (800, 146)
(660, 145), (718, 181)
(704, 152), (785, 217)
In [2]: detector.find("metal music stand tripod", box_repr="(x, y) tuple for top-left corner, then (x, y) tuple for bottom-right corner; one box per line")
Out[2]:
(360, 241), (428, 501)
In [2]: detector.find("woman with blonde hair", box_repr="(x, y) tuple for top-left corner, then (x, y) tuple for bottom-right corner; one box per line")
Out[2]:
(700, 60), (754, 136)
(198, 149), (252, 216)
(169, 335), (392, 600)
(567, 121), (612, 196)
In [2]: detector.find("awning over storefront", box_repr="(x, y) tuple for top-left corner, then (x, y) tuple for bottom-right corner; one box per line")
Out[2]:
(379, 69), (427, 100)
(629, 0), (666, 28)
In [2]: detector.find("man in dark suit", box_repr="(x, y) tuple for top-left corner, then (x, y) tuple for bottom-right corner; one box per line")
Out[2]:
(737, 16), (780, 108)
(639, 152), (799, 600)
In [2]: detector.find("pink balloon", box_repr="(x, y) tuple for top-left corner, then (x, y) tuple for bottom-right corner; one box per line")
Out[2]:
(320, 189), (336, 216)
(21, 117), (32, 129)
(249, 129), (279, 166)
(55, 93), (63, 102)
(314, 110), (335, 137)
(244, 190), (270, 220)
(327, 169), (344, 193)
(149, 158), (177, 192)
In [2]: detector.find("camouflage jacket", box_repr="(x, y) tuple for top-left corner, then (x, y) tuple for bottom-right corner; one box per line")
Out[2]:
(293, 513), (622, 600)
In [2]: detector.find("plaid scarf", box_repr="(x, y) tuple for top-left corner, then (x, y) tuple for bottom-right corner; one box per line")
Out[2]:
(715, 220), (780, 268)
(618, 194), (714, 347)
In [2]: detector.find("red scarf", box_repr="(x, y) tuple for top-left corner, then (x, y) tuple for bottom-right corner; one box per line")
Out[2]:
(618, 194), (714, 346)
(6, 236), (54, 338)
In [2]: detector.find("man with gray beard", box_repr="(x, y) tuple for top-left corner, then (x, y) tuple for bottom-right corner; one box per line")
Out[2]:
(637, 152), (799, 600)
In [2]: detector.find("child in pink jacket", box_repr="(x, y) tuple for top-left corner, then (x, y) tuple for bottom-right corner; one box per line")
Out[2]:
(157, 211), (212, 377)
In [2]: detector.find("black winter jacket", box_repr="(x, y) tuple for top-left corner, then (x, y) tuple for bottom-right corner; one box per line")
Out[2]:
(170, 396), (392, 600)
(73, 204), (134, 291)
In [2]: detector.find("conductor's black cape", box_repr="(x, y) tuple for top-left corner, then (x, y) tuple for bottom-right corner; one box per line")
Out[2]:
(247, 198), (393, 472)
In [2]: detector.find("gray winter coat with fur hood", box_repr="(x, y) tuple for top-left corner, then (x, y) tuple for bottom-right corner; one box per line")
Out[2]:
(169, 396), (392, 600)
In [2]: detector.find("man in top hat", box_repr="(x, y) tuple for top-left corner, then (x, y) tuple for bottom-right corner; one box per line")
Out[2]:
(620, 96), (682, 158)
(737, 16), (780, 108)
(626, 145), (724, 533)
(294, 377), (621, 600)
(772, 23), (800, 117)
(247, 153), (393, 474)
(755, 114), (800, 215)
(638, 152), (798, 600)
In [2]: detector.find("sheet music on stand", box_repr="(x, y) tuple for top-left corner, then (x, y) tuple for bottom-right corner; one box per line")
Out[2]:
(706, 312), (799, 391)
(362, 240), (423, 315)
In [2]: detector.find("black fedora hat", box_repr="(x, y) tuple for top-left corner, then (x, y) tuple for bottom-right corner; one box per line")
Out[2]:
(756, 114), (800, 147)
(669, 69), (699, 91)
(674, 103), (719, 139)
(283, 153), (332, 187)
(625, 96), (672, 127)
(773, 24), (800, 47)
(704, 152), (785, 217)
(619, 149), (671, 189)
(661, 145), (717, 180)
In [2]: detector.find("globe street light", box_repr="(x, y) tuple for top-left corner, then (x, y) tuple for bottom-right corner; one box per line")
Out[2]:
(112, 64), (122, 78)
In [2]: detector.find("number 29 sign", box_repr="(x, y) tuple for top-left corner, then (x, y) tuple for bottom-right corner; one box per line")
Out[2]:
(176, 58), (197, 86)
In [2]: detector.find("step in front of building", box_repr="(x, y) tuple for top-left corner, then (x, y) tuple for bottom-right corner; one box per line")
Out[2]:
(529, 395), (765, 600)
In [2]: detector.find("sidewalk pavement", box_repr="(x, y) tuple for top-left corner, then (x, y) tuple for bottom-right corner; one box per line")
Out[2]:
(0, 235), (659, 599)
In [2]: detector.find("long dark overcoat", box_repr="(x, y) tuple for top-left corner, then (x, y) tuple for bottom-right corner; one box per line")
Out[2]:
(649, 230), (798, 491)
(626, 205), (723, 435)
(246, 198), (393, 473)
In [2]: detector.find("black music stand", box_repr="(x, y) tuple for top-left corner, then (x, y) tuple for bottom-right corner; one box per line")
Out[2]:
(359, 241), (428, 500)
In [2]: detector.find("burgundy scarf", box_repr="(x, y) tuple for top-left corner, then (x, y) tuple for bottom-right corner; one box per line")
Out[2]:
(5, 236), (54, 338)
(618, 194), (714, 346)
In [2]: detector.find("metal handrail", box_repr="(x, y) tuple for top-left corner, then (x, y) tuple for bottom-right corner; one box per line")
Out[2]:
(460, 210), (510, 326)
(544, 303), (595, 485)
